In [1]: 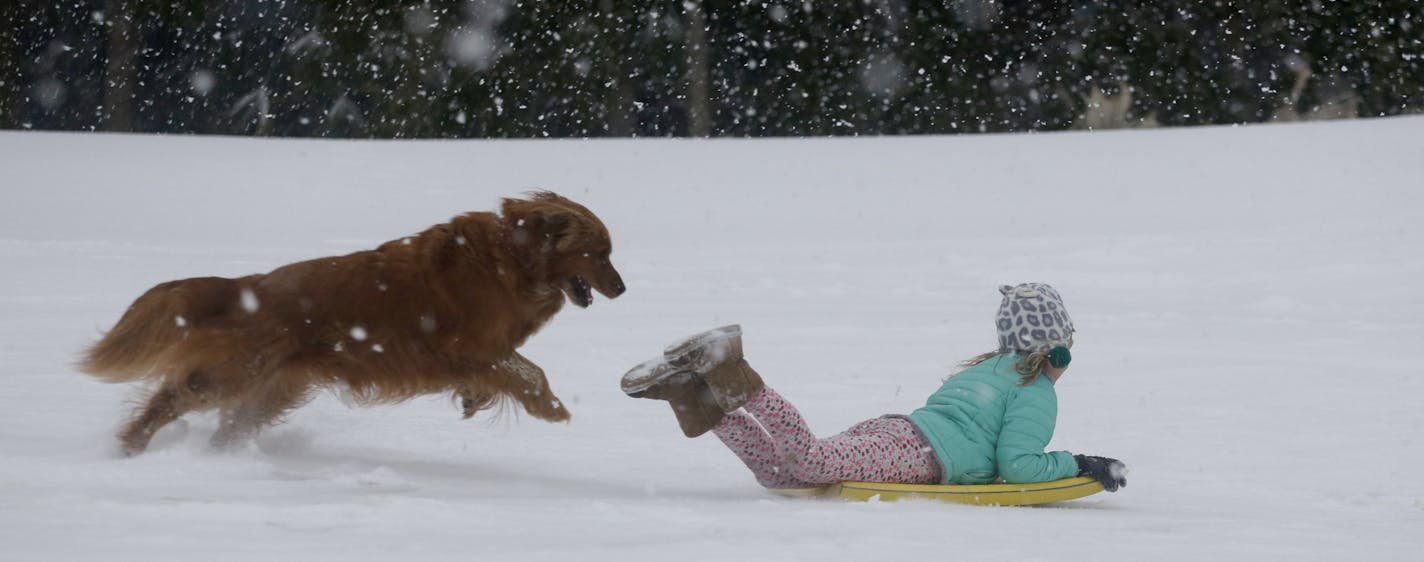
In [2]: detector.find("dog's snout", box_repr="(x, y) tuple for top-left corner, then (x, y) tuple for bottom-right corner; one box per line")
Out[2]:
(600, 267), (627, 298)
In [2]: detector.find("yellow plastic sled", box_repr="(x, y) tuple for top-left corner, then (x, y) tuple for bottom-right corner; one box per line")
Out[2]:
(771, 476), (1104, 506)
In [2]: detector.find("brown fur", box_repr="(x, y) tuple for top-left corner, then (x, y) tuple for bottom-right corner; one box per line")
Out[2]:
(80, 191), (625, 455)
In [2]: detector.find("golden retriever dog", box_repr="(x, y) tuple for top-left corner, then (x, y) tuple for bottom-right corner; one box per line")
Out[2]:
(80, 191), (625, 455)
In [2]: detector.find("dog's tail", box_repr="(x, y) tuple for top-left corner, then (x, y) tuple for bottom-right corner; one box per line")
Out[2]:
(79, 277), (242, 383)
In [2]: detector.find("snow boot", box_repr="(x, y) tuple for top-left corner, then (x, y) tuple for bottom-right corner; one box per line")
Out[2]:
(621, 358), (725, 438)
(662, 325), (765, 413)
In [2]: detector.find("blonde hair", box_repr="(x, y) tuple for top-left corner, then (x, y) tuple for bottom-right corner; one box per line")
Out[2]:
(960, 349), (1053, 386)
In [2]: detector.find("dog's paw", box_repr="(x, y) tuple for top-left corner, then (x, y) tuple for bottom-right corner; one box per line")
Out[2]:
(530, 397), (571, 422)
(549, 401), (571, 422)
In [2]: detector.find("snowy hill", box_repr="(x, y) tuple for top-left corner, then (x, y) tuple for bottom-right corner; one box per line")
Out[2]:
(2, 118), (1422, 561)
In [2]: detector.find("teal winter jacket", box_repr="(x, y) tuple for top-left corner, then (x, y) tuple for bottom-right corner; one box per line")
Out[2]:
(907, 354), (1078, 485)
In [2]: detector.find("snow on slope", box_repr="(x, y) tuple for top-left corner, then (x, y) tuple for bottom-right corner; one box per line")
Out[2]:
(1, 118), (1422, 561)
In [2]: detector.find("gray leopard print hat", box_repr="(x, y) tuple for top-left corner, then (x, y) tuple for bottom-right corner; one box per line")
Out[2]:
(996, 283), (1074, 355)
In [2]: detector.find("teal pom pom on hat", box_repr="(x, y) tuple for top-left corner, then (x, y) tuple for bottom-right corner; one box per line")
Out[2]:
(1048, 345), (1072, 368)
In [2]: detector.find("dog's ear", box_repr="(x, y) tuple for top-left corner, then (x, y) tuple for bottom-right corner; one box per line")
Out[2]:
(501, 192), (580, 252)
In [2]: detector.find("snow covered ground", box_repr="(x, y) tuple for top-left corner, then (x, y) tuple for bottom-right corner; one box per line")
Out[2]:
(2, 118), (1422, 561)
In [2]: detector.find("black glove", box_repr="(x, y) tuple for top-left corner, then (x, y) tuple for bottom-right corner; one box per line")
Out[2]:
(1074, 454), (1127, 492)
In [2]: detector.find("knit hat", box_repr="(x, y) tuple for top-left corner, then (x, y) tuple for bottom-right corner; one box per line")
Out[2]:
(996, 283), (1074, 354)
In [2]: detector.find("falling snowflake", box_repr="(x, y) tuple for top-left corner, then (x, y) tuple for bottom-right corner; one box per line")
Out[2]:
(240, 289), (260, 313)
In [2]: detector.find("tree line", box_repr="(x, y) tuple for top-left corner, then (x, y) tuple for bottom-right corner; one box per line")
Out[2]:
(3, 0), (1420, 138)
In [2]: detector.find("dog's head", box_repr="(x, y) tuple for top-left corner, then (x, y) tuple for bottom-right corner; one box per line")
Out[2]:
(501, 191), (626, 308)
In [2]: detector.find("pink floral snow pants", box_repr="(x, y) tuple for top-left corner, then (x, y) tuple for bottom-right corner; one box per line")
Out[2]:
(712, 387), (942, 489)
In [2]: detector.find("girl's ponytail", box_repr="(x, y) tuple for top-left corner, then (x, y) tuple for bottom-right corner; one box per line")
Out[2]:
(957, 350), (1051, 386)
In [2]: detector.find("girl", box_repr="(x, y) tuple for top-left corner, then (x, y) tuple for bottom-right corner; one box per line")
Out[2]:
(620, 282), (1126, 491)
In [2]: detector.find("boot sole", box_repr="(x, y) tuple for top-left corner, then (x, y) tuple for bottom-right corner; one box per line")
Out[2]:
(620, 357), (692, 397)
(663, 324), (742, 372)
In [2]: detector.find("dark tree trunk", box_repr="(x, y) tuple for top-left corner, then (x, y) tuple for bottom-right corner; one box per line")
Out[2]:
(0, 5), (20, 128)
(599, 0), (633, 137)
(682, 0), (711, 137)
(101, 0), (139, 132)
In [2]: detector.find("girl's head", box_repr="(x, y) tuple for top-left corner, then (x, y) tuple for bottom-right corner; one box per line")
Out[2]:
(995, 283), (1074, 355)
(962, 283), (1076, 385)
